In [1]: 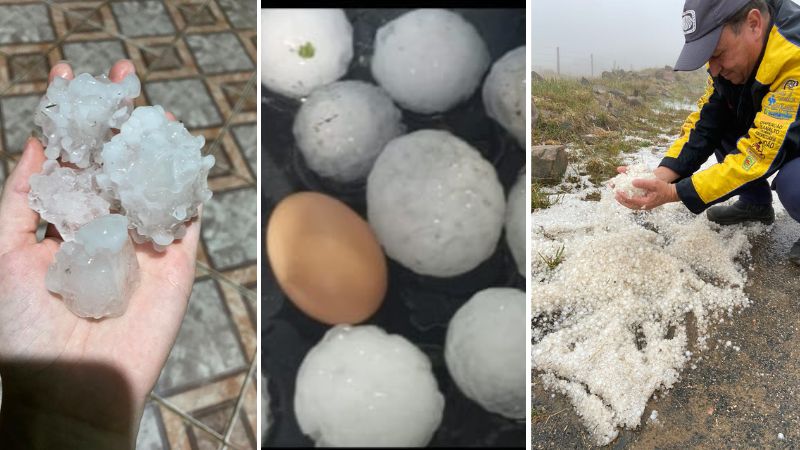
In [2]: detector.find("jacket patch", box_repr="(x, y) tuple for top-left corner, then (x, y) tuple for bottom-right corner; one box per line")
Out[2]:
(784, 79), (798, 89)
(742, 154), (757, 171)
(762, 93), (797, 119)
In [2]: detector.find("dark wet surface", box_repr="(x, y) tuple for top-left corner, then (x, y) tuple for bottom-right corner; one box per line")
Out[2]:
(533, 211), (800, 449)
(262, 9), (526, 448)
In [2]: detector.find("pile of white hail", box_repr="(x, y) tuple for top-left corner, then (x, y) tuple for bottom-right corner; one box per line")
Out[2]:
(607, 164), (658, 198)
(532, 163), (768, 445)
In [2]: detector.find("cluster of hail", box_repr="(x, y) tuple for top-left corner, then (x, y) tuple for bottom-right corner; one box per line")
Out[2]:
(608, 164), (659, 198)
(531, 186), (767, 445)
(28, 73), (214, 319)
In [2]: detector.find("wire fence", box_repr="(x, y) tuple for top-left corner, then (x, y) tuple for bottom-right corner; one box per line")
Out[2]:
(532, 47), (665, 78)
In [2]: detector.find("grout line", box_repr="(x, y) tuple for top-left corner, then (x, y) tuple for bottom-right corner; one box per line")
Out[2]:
(196, 261), (257, 303)
(150, 392), (248, 450)
(220, 351), (258, 449)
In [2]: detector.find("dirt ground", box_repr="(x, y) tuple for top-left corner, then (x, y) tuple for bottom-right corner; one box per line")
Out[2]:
(532, 210), (800, 449)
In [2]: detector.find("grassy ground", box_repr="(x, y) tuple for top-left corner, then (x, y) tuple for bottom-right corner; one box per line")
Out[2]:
(532, 67), (708, 210)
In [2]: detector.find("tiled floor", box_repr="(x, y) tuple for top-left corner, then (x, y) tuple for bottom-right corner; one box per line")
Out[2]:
(0, 1), (258, 449)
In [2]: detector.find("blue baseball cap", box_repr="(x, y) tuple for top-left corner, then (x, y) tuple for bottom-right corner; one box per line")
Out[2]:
(674, 0), (752, 71)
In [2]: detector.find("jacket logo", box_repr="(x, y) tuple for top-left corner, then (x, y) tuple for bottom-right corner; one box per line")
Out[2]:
(784, 79), (798, 89)
(683, 10), (696, 34)
(742, 155), (756, 171)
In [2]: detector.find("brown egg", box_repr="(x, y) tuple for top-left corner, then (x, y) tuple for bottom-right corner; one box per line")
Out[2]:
(266, 192), (387, 324)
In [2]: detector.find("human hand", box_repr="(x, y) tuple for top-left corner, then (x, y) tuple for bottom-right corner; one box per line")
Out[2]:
(0, 60), (199, 449)
(614, 177), (680, 210)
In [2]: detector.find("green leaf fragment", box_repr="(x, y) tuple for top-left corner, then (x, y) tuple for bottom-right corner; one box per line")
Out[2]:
(298, 42), (315, 59)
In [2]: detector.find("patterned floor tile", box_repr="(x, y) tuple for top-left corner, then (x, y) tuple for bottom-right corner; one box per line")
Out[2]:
(186, 400), (234, 449)
(63, 5), (105, 33)
(7, 52), (49, 83)
(216, 0), (256, 30)
(185, 32), (254, 75)
(177, 3), (216, 27)
(230, 123), (255, 177)
(111, 0), (176, 38)
(0, 94), (39, 153)
(144, 79), (223, 128)
(200, 187), (257, 271)
(136, 401), (170, 450)
(156, 278), (248, 396)
(62, 39), (128, 76)
(0, 4), (55, 44)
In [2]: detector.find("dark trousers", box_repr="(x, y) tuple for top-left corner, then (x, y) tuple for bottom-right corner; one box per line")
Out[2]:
(714, 149), (800, 222)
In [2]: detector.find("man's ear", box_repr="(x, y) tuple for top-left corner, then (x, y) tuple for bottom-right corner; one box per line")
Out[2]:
(747, 8), (763, 34)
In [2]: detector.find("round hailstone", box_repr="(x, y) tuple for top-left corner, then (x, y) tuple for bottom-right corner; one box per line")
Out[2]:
(505, 171), (526, 276)
(482, 46), (526, 148)
(293, 80), (404, 183)
(28, 160), (110, 241)
(97, 106), (214, 250)
(445, 287), (525, 419)
(34, 72), (140, 168)
(367, 130), (505, 277)
(295, 325), (444, 447)
(261, 9), (353, 99)
(371, 9), (490, 114)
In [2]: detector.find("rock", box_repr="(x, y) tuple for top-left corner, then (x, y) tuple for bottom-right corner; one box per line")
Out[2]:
(609, 89), (626, 98)
(532, 71), (544, 82)
(532, 145), (568, 181)
(46, 214), (140, 319)
(580, 77), (590, 85)
(592, 86), (607, 95)
(626, 96), (643, 106)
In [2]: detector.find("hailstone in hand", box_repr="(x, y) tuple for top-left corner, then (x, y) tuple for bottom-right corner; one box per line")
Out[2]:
(367, 129), (505, 277)
(46, 214), (140, 319)
(505, 171), (526, 276)
(609, 165), (657, 198)
(294, 325), (444, 447)
(28, 160), (110, 241)
(293, 80), (404, 183)
(445, 288), (525, 419)
(371, 9), (490, 114)
(34, 72), (140, 168)
(482, 46), (526, 148)
(261, 9), (353, 99)
(98, 105), (214, 250)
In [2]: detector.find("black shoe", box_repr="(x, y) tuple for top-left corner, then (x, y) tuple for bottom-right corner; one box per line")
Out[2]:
(706, 200), (775, 225)
(790, 239), (800, 266)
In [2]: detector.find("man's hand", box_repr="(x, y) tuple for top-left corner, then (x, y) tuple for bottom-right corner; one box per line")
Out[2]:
(0, 60), (199, 449)
(615, 178), (680, 210)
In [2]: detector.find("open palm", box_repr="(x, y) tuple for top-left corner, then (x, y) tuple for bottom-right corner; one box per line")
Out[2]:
(0, 61), (200, 449)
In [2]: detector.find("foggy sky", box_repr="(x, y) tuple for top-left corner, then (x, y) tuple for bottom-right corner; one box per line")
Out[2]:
(532, 0), (685, 76)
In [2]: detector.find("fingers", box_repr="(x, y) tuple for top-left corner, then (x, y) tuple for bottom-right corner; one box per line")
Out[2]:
(0, 138), (48, 255)
(108, 59), (136, 83)
(631, 178), (660, 190)
(48, 62), (74, 83)
(165, 111), (176, 121)
(616, 166), (628, 174)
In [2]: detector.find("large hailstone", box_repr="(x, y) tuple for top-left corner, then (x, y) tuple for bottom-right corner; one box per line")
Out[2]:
(294, 325), (444, 447)
(505, 172), (526, 276)
(261, 9), (353, 99)
(482, 46), (526, 147)
(367, 130), (505, 277)
(46, 214), (140, 319)
(445, 288), (525, 419)
(28, 160), (110, 241)
(371, 9), (490, 114)
(97, 106), (214, 250)
(34, 73), (140, 168)
(293, 80), (404, 183)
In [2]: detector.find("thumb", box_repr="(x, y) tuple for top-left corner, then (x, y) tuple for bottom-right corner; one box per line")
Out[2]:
(631, 178), (660, 191)
(0, 138), (47, 255)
